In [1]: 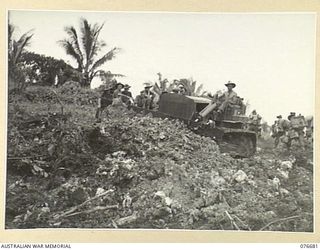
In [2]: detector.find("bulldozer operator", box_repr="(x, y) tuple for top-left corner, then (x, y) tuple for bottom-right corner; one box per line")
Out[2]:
(217, 81), (238, 114)
(197, 81), (238, 120)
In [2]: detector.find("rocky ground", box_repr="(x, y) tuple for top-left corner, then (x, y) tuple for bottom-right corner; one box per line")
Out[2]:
(5, 86), (314, 231)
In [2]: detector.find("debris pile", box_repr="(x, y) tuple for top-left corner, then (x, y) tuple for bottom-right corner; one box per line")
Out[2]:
(6, 96), (313, 231)
(9, 84), (99, 106)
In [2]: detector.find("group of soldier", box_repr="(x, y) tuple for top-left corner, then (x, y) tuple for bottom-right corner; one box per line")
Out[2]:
(96, 82), (132, 119)
(96, 81), (198, 118)
(96, 82), (157, 119)
(96, 80), (250, 123)
(271, 112), (313, 150)
(135, 82), (156, 109)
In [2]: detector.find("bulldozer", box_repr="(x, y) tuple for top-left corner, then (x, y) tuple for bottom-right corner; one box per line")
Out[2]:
(132, 92), (257, 157)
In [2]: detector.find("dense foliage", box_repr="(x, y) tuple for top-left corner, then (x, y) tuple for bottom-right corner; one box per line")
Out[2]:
(8, 23), (34, 91)
(20, 52), (80, 86)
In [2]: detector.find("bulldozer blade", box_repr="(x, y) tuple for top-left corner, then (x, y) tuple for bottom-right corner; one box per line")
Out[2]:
(219, 132), (256, 158)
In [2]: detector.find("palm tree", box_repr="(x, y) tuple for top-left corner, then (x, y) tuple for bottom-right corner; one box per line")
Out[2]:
(59, 18), (120, 87)
(8, 22), (34, 91)
(8, 24), (34, 67)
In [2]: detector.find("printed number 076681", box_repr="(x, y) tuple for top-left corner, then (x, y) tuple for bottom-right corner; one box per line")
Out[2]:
(300, 244), (318, 248)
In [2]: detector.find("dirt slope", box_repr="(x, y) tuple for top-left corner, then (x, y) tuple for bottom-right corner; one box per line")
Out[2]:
(5, 88), (313, 231)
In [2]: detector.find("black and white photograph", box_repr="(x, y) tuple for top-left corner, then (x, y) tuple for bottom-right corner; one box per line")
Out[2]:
(6, 10), (315, 231)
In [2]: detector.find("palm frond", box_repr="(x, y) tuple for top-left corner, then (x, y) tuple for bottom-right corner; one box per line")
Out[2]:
(195, 84), (203, 96)
(58, 39), (83, 71)
(153, 82), (161, 95)
(200, 91), (209, 97)
(12, 31), (34, 65)
(15, 29), (34, 45)
(89, 22), (105, 63)
(191, 79), (197, 93)
(80, 18), (94, 69)
(64, 26), (84, 69)
(98, 40), (107, 50)
(95, 70), (125, 78)
(179, 79), (192, 95)
(160, 79), (168, 91)
(89, 47), (119, 73)
(8, 23), (15, 51)
(108, 73), (125, 78)
(91, 70), (125, 84)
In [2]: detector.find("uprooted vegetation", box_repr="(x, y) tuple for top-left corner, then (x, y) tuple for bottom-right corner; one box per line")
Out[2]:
(6, 85), (313, 231)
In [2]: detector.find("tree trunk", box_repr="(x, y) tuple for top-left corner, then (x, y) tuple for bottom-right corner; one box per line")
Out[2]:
(80, 72), (91, 88)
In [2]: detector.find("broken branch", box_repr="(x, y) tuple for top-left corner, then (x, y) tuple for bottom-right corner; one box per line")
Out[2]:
(8, 155), (46, 160)
(225, 210), (240, 230)
(64, 205), (118, 218)
(259, 215), (300, 231)
(52, 189), (114, 220)
(234, 214), (251, 231)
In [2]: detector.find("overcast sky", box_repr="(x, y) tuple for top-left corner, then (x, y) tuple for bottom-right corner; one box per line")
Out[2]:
(9, 10), (315, 124)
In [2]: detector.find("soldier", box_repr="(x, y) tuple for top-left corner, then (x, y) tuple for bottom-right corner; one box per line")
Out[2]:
(277, 115), (287, 131)
(135, 90), (145, 107)
(197, 82), (237, 121)
(178, 84), (187, 95)
(121, 84), (133, 106)
(112, 83), (124, 106)
(95, 85), (114, 120)
(305, 116), (313, 144)
(217, 81), (238, 114)
(171, 87), (179, 94)
(113, 83), (124, 98)
(237, 97), (246, 114)
(141, 82), (155, 109)
(248, 110), (262, 136)
(271, 120), (277, 138)
(273, 115), (286, 147)
(287, 112), (306, 150)
(249, 110), (256, 119)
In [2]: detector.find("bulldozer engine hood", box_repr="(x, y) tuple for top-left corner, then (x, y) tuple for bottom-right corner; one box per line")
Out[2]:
(158, 93), (205, 121)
